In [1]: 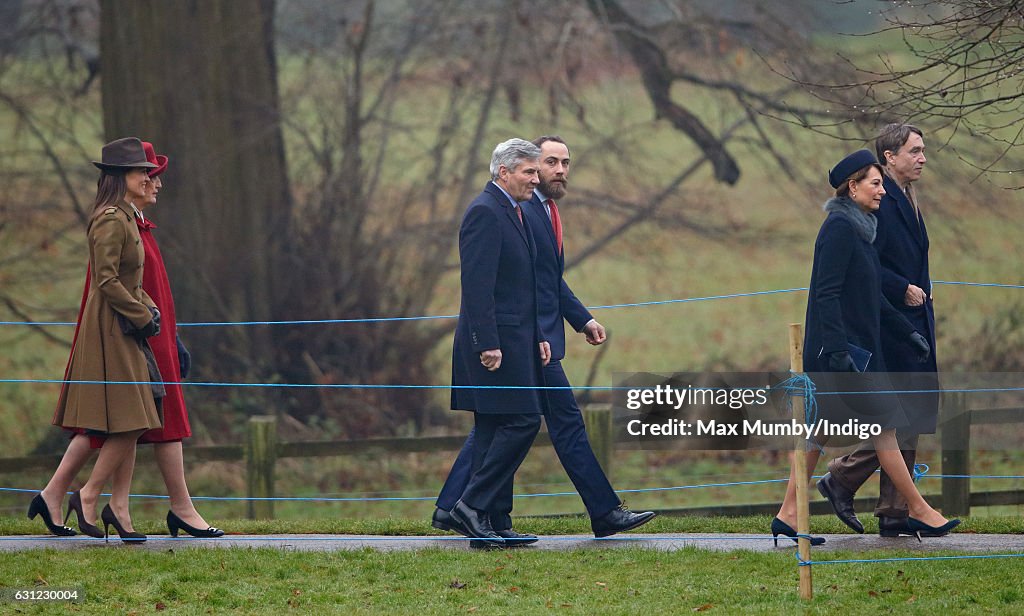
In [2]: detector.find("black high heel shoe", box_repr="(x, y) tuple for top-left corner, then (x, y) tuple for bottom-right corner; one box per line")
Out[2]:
(167, 510), (224, 538)
(907, 517), (961, 542)
(27, 493), (76, 536)
(771, 517), (826, 547)
(66, 491), (103, 538)
(101, 505), (146, 543)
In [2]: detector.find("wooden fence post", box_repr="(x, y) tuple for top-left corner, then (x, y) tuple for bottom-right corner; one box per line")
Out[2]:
(789, 323), (812, 601)
(940, 391), (971, 516)
(583, 404), (614, 478)
(247, 415), (277, 519)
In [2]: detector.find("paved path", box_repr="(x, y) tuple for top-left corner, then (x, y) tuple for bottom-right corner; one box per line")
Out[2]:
(2, 533), (1023, 553)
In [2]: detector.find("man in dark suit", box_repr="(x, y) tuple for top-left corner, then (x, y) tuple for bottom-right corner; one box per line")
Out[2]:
(444, 138), (551, 548)
(434, 136), (655, 544)
(817, 124), (941, 537)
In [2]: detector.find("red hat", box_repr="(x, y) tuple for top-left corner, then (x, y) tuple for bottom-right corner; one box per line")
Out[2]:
(141, 141), (169, 177)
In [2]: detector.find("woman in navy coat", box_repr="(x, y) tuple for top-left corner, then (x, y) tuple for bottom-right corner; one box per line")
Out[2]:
(772, 151), (959, 544)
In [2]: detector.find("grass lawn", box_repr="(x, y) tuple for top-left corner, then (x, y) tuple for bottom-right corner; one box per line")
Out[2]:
(1, 539), (1022, 614)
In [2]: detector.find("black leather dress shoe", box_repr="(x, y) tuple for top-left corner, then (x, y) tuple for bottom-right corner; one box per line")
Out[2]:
(591, 504), (656, 538)
(469, 528), (538, 549)
(450, 501), (504, 547)
(494, 528), (538, 546)
(878, 515), (915, 537)
(432, 507), (467, 535)
(817, 472), (864, 534)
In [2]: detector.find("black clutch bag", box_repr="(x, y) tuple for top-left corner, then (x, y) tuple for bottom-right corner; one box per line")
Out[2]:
(818, 343), (872, 372)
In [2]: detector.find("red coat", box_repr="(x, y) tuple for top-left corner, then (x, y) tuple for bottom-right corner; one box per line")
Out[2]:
(62, 216), (191, 444)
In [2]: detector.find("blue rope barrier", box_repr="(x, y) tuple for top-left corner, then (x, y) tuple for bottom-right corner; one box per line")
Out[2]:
(0, 478), (792, 502)
(798, 552), (1024, 567)
(0, 534), (779, 542)
(775, 373), (825, 454)
(0, 280), (1017, 328)
(814, 387), (1024, 396)
(776, 373), (818, 427)
(913, 463), (929, 483)
(9, 375), (1019, 397)
(933, 280), (1024, 290)
(10, 467), (1014, 503)
(0, 379), (616, 389)
(583, 287), (808, 310)
(926, 474), (1024, 479)
(0, 466), (1017, 505)
(0, 287), (809, 327)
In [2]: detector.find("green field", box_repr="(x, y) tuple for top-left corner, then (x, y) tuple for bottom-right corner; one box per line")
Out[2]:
(1, 530), (1023, 615)
(1, 516), (1023, 613)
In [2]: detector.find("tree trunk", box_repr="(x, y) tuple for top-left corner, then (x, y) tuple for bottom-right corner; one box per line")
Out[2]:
(99, 0), (291, 379)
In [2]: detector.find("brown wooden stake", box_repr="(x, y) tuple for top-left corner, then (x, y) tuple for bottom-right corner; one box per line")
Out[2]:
(583, 405), (614, 478)
(789, 323), (813, 600)
(246, 415), (278, 520)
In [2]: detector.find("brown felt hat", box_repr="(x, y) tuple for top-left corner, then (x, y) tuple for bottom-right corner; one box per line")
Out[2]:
(92, 137), (158, 173)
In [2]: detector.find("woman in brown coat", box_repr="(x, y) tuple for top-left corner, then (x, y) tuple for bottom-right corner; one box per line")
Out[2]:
(31, 141), (223, 540)
(29, 138), (164, 540)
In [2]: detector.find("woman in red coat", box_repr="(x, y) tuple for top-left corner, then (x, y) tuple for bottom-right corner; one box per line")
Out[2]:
(32, 141), (223, 539)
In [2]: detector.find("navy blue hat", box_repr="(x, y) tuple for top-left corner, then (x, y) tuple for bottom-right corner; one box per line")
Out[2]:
(828, 149), (878, 189)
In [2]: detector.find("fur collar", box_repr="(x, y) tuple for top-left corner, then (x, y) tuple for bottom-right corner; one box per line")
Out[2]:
(823, 196), (877, 243)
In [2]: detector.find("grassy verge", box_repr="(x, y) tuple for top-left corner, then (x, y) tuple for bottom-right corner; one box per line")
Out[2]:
(2, 514), (1021, 537)
(0, 544), (1022, 614)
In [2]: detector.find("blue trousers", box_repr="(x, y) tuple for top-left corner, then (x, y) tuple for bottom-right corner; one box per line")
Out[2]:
(458, 412), (541, 514)
(436, 361), (620, 528)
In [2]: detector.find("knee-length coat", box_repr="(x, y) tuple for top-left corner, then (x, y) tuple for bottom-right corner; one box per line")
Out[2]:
(53, 201), (163, 434)
(451, 182), (546, 415)
(65, 214), (191, 444)
(873, 173), (939, 433)
(803, 204), (917, 428)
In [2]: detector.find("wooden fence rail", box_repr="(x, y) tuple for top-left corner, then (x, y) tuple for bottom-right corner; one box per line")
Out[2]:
(1, 401), (1021, 519)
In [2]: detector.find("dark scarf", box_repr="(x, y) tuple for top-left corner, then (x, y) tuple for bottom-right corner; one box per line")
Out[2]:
(823, 196), (877, 243)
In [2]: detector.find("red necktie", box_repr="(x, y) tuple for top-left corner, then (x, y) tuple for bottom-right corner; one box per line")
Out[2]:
(516, 205), (523, 224)
(547, 199), (563, 254)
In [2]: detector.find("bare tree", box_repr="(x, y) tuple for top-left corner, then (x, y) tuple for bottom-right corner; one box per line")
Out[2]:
(580, 0), (876, 187)
(271, 0), (549, 434)
(0, 0), (101, 339)
(766, 0), (1024, 182)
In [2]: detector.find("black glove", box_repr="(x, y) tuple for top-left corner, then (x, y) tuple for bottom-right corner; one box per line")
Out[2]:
(176, 336), (191, 379)
(117, 307), (160, 339)
(828, 350), (860, 372)
(908, 331), (931, 362)
(136, 307), (161, 339)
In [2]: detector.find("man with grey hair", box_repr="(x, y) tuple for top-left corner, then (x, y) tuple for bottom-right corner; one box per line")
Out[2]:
(818, 123), (942, 538)
(441, 138), (551, 548)
(435, 135), (655, 543)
